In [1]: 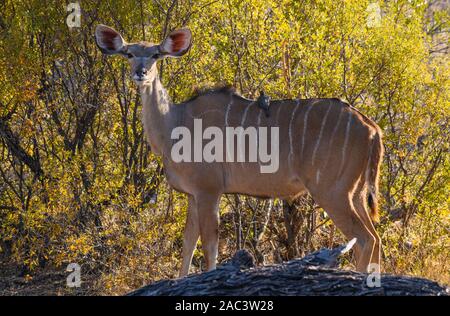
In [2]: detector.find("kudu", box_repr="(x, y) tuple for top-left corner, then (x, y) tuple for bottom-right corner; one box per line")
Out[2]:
(95, 25), (384, 277)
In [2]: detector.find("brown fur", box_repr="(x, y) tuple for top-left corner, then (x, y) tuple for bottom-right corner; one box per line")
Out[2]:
(95, 25), (384, 277)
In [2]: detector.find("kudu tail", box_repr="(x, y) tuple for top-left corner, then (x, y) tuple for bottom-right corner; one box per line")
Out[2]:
(366, 129), (383, 223)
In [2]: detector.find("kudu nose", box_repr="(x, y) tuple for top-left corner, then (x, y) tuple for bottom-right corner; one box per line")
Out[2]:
(136, 68), (148, 79)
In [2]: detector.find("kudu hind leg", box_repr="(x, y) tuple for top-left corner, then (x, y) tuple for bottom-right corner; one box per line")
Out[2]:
(315, 191), (377, 273)
(352, 182), (381, 271)
(196, 193), (221, 272)
(179, 195), (200, 277)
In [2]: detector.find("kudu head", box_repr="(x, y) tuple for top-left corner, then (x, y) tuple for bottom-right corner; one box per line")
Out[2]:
(95, 25), (192, 86)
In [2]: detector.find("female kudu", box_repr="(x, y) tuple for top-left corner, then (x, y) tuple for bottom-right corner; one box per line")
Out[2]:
(95, 25), (383, 277)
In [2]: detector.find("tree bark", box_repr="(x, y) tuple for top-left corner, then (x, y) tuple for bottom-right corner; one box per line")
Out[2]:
(129, 249), (448, 296)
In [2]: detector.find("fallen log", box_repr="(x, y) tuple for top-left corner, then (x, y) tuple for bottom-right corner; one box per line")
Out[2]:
(129, 241), (448, 296)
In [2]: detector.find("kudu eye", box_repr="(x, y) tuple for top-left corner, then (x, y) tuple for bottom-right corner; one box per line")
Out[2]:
(152, 53), (161, 59)
(126, 53), (134, 59)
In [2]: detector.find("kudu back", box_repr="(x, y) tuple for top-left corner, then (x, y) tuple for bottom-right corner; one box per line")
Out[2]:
(95, 25), (383, 277)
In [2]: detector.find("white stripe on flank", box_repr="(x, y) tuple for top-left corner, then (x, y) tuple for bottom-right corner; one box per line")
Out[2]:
(316, 170), (321, 184)
(241, 101), (254, 126)
(329, 107), (344, 147)
(311, 104), (332, 165)
(300, 103), (315, 159)
(225, 96), (233, 126)
(338, 111), (353, 176)
(323, 106), (344, 166)
(288, 100), (301, 163)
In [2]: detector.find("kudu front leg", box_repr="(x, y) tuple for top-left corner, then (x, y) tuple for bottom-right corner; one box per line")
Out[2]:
(196, 193), (221, 272)
(179, 195), (199, 277)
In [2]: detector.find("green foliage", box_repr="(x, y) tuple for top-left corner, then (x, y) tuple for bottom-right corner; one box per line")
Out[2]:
(0, 0), (448, 293)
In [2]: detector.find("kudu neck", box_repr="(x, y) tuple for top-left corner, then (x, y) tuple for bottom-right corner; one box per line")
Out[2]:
(140, 75), (173, 157)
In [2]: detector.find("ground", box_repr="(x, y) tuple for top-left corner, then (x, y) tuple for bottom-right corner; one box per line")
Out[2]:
(0, 255), (96, 296)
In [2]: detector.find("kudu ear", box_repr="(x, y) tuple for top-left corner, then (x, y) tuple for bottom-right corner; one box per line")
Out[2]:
(159, 28), (192, 57)
(95, 24), (127, 56)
